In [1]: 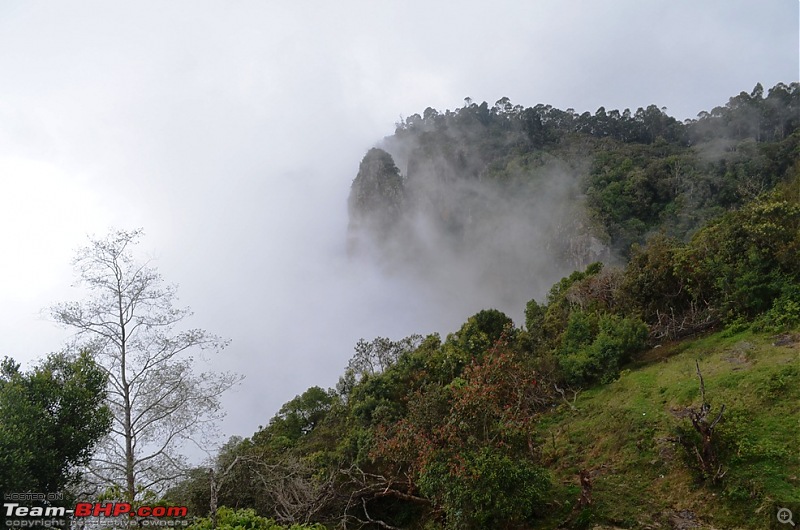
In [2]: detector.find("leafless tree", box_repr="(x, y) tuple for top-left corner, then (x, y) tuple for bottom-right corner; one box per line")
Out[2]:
(50, 228), (240, 501)
(672, 361), (726, 482)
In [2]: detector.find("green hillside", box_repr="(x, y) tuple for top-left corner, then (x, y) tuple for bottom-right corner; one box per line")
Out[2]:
(536, 328), (799, 529)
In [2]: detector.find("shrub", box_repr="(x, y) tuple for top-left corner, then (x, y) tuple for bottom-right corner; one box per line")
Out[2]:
(753, 282), (800, 331)
(418, 448), (550, 529)
(558, 313), (648, 385)
(186, 507), (325, 530)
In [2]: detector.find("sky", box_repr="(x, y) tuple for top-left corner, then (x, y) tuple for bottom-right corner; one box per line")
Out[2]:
(1, 1), (797, 453)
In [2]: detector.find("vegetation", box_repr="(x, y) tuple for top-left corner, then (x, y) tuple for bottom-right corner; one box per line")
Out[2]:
(186, 507), (325, 530)
(352, 82), (799, 271)
(535, 330), (799, 529)
(0, 350), (111, 505)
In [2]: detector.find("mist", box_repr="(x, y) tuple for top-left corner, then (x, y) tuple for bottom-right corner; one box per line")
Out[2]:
(0, 1), (797, 452)
(348, 140), (602, 328)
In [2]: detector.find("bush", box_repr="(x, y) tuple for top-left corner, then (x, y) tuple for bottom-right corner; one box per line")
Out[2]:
(186, 507), (325, 530)
(558, 313), (648, 385)
(418, 448), (550, 529)
(753, 282), (800, 331)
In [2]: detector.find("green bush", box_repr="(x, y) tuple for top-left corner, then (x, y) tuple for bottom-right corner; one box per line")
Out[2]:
(558, 313), (648, 385)
(186, 507), (325, 530)
(753, 282), (800, 331)
(418, 448), (550, 529)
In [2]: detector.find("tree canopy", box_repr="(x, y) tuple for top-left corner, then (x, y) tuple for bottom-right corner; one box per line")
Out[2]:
(0, 351), (111, 503)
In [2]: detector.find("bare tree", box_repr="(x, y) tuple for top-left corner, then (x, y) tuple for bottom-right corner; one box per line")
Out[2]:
(671, 361), (726, 483)
(50, 228), (240, 501)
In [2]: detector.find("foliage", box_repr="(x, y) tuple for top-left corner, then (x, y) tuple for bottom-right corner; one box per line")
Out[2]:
(679, 192), (800, 320)
(358, 82), (800, 267)
(557, 312), (648, 385)
(418, 447), (549, 530)
(170, 83), (799, 529)
(186, 507), (325, 530)
(256, 387), (336, 448)
(373, 339), (552, 528)
(615, 174), (800, 339)
(754, 283), (800, 331)
(0, 351), (111, 502)
(448, 308), (513, 358)
(337, 334), (423, 396)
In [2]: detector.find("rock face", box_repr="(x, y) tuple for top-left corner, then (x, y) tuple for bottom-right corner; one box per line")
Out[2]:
(347, 148), (405, 254)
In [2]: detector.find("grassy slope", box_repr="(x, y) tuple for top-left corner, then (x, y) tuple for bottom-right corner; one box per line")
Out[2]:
(535, 328), (799, 529)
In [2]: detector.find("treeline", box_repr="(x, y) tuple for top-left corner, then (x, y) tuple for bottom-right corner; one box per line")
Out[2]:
(397, 82), (798, 146)
(168, 171), (799, 528)
(353, 82), (799, 265)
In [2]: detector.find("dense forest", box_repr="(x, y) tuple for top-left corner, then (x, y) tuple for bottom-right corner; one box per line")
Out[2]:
(2, 83), (798, 529)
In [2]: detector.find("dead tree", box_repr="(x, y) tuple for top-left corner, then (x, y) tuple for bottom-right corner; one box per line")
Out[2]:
(209, 456), (239, 530)
(672, 361), (726, 482)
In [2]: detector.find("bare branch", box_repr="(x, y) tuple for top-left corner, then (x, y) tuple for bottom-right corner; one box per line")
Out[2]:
(48, 228), (240, 501)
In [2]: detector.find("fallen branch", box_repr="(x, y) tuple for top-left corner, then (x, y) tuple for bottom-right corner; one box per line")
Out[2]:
(553, 383), (579, 411)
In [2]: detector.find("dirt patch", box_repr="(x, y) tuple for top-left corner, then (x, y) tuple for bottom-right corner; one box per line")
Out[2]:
(773, 333), (799, 347)
(722, 341), (754, 369)
(654, 436), (678, 464)
(668, 509), (699, 529)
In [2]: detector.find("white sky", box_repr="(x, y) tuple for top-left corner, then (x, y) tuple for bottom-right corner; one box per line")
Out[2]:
(1, 1), (797, 448)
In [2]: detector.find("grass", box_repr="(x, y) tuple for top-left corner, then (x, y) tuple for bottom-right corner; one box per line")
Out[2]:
(534, 328), (799, 529)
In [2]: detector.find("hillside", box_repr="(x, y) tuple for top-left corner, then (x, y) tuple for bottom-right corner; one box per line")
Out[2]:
(167, 83), (800, 530)
(176, 328), (799, 530)
(536, 328), (799, 529)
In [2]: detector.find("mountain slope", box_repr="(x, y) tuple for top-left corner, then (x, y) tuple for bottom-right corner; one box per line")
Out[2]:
(536, 328), (799, 529)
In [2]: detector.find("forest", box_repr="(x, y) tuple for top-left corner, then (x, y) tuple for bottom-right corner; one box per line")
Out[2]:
(2, 82), (798, 529)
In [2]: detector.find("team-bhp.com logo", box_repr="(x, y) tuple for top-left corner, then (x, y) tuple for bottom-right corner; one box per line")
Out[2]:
(5, 503), (187, 518)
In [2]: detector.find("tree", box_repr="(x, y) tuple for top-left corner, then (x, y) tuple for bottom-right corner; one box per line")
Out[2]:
(260, 386), (336, 446)
(0, 351), (111, 502)
(373, 339), (552, 529)
(50, 228), (240, 501)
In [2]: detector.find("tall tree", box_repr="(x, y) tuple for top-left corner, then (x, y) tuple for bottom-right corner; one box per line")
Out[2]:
(50, 228), (240, 501)
(0, 351), (111, 502)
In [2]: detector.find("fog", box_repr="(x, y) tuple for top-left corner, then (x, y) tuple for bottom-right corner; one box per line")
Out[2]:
(0, 1), (797, 449)
(349, 142), (601, 323)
